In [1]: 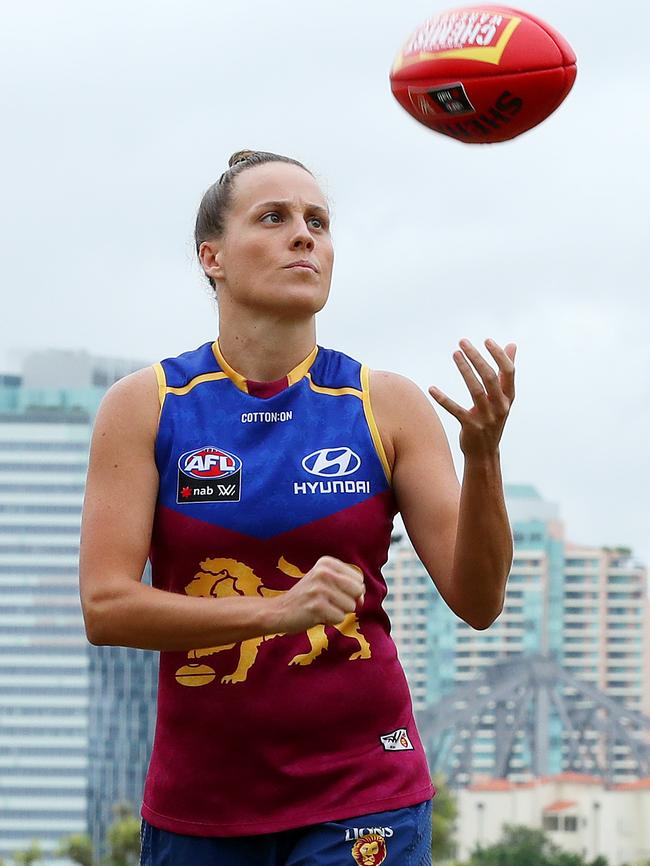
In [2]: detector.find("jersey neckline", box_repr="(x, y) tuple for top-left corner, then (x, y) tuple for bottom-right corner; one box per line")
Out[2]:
(211, 339), (319, 397)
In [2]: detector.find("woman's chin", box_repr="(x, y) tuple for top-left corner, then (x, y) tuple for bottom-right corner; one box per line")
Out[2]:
(247, 286), (328, 316)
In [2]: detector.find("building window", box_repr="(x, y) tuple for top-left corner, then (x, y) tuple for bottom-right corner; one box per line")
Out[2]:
(543, 815), (559, 831)
(563, 816), (578, 832)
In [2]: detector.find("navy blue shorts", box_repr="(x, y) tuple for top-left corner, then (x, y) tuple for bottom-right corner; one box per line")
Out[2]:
(140, 799), (432, 865)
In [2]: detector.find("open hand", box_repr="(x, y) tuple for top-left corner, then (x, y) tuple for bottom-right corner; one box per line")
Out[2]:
(428, 338), (516, 459)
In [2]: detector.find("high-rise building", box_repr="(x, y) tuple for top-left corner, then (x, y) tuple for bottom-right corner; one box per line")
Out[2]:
(0, 349), (148, 866)
(381, 532), (433, 711)
(87, 613), (158, 862)
(383, 484), (648, 782)
(0, 403), (91, 865)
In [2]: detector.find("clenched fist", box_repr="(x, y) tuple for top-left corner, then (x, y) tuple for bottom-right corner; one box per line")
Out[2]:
(272, 556), (366, 635)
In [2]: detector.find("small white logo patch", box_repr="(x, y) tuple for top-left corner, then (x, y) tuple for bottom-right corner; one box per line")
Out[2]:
(302, 446), (361, 477)
(379, 728), (414, 751)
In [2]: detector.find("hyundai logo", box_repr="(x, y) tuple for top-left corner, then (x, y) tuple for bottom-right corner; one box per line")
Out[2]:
(302, 447), (362, 478)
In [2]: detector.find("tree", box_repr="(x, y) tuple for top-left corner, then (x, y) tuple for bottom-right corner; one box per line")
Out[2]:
(103, 801), (141, 866)
(465, 824), (610, 866)
(56, 801), (141, 866)
(431, 773), (458, 863)
(56, 833), (96, 866)
(12, 841), (44, 866)
(467, 825), (553, 866)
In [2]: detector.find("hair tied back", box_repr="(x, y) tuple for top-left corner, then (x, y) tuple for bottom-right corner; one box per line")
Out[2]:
(228, 150), (258, 168)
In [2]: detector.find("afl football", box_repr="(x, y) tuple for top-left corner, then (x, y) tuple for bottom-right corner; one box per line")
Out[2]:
(390, 6), (576, 143)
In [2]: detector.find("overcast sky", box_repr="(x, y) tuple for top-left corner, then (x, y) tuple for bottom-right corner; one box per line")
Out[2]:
(1, 0), (648, 567)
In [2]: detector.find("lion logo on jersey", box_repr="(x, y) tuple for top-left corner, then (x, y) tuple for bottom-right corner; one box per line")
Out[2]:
(174, 556), (371, 686)
(351, 834), (387, 865)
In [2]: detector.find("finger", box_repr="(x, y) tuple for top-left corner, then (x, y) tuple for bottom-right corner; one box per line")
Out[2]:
(458, 339), (501, 400)
(453, 349), (492, 410)
(484, 338), (516, 401)
(428, 385), (468, 422)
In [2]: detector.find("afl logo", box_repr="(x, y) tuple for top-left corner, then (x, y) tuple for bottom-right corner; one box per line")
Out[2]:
(178, 446), (242, 479)
(302, 447), (361, 478)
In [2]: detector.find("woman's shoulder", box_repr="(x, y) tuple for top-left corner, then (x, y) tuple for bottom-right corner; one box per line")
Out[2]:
(368, 368), (425, 404)
(101, 365), (159, 405)
(93, 366), (160, 446)
(367, 368), (445, 468)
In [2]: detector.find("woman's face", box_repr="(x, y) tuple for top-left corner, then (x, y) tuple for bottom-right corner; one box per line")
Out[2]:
(204, 162), (334, 316)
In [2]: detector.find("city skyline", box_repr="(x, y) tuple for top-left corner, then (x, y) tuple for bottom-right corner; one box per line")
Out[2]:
(1, 0), (648, 571)
(385, 484), (649, 786)
(0, 357), (648, 863)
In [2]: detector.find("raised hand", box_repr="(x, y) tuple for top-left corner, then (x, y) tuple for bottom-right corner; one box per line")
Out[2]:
(428, 338), (516, 459)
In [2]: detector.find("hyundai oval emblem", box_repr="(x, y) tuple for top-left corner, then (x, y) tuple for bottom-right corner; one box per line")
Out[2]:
(302, 447), (362, 478)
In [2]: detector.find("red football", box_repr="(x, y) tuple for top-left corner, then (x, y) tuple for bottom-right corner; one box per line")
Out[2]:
(390, 6), (576, 143)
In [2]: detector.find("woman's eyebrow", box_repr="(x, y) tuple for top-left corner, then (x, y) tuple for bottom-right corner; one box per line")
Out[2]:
(251, 200), (329, 218)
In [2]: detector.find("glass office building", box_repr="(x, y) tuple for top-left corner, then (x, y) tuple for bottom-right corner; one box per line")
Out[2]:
(0, 350), (148, 865)
(87, 627), (158, 861)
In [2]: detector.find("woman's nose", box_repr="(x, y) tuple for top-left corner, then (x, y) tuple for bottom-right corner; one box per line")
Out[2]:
(291, 220), (314, 250)
(291, 229), (314, 249)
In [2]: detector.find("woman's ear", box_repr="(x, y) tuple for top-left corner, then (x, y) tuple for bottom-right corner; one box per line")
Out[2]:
(199, 240), (224, 282)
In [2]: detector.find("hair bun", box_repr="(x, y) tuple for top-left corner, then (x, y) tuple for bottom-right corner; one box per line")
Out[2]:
(228, 150), (258, 168)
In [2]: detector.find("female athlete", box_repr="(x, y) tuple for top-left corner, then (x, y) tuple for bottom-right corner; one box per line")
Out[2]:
(79, 149), (516, 866)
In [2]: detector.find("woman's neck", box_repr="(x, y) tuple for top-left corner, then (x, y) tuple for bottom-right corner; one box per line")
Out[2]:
(216, 309), (317, 383)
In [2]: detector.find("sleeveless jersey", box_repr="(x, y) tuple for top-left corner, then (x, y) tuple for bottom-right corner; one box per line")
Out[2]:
(140, 339), (434, 836)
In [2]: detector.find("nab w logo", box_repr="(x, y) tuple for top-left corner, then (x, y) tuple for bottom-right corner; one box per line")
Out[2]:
(218, 484), (237, 496)
(302, 447), (361, 478)
(176, 445), (242, 504)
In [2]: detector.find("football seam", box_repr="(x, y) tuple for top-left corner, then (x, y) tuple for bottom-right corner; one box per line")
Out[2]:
(393, 63), (576, 84)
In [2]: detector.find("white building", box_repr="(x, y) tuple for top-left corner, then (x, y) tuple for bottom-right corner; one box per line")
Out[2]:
(457, 773), (650, 866)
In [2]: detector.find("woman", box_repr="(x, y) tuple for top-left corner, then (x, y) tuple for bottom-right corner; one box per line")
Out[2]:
(79, 150), (516, 866)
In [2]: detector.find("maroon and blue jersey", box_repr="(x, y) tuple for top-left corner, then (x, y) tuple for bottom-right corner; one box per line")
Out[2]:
(141, 339), (434, 836)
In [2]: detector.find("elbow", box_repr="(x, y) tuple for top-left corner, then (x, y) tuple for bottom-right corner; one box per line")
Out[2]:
(445, 590), (503, 631)
(81, 597), (113, 647)
(466, 603), (503, 631)
(82, 607), (105, 646)
(468, 616), (497, 631)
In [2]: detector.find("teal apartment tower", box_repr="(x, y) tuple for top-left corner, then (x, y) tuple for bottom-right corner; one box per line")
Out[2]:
(383, 485), (648, 782)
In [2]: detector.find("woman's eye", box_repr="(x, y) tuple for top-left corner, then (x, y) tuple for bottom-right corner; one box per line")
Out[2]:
(260, 212), (327, 229)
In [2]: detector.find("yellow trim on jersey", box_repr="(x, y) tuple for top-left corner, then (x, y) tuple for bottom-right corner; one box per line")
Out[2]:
(305, 372), (363, 399)
(287, 345), (319, 385)
(360, 365), (392, 484)
(152, 363), (167, 424)
(165, 372), (230, 396)
(211, 341), (249, 393)
(212, 339), (319, 393)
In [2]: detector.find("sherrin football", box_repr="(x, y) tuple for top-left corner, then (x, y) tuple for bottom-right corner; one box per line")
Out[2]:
(390, 6), (576, 143)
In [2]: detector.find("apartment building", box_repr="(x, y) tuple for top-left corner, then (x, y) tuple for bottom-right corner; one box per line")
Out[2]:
(383, 485), (648, 782)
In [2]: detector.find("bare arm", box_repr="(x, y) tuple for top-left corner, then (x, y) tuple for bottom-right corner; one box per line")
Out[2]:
(369, 371), (462, 614)
(79, 367), (281, 650)
(370, 367), (512, 629)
